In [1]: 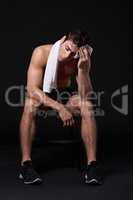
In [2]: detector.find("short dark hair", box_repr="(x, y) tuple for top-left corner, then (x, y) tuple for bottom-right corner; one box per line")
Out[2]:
(66, 29), (91, 47)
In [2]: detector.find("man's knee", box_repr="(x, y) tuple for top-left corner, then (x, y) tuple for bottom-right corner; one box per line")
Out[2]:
(23, 97), (40, 116)
(20, 98), (38, 130)
(80, 100), (94, 118)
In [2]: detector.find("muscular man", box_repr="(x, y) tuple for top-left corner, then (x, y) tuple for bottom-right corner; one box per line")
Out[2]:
(19, 30), (103, 185)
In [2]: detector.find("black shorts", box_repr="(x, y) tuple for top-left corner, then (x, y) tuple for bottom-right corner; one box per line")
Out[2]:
(46, 87), (78, 105)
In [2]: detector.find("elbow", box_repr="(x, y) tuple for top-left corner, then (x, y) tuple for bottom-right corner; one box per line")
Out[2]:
(26, 86), (38, 98)
(26, 86), (49, 106)
(26, 86), (44, 102)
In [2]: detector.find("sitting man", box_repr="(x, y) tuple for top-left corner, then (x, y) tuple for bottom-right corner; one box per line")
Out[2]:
(19, 30), (103, 185)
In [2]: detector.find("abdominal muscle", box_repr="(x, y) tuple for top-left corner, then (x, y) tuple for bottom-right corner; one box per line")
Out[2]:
(57, 75), (71, 89)
(56, 58), (78, 89)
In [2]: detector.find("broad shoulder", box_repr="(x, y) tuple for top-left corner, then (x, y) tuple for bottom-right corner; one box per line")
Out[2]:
(37, 44), (53, 55)
(30, 44), (53, 68)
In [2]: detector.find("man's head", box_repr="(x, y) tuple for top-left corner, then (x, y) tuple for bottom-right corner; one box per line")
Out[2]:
(58, 29), (91, 62)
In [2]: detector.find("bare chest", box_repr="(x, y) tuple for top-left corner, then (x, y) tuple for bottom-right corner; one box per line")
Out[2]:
(57, 61), (77, 88)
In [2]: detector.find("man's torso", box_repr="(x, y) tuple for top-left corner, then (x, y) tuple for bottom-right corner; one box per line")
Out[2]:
(36, 44), (78, 90)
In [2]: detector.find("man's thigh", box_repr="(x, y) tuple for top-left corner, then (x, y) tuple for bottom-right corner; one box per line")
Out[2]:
(65, 94), (93, 115)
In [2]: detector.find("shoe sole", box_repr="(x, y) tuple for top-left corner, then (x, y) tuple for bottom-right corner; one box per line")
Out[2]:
(84, 174), (103, 185)
(19, 174), (43, 185)
(85, 178), (102, 185)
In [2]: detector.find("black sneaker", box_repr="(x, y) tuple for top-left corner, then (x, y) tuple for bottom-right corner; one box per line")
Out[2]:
(83, 161), (104, 185)
(19, 160), (43, 185)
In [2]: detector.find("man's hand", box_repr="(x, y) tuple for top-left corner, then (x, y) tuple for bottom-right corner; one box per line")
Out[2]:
(58, 105), (74, 127)
(77, 46), (91, 72)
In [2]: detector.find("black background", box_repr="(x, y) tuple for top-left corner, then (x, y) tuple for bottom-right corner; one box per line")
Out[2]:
(0, 1), (132, 200)
(0, 1), (129, 156)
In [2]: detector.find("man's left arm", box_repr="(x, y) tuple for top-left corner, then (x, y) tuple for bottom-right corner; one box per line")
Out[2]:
(76, 47), (93, 101)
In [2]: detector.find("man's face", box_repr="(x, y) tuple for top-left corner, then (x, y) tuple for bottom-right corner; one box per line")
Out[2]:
(58, 39), (79, 62)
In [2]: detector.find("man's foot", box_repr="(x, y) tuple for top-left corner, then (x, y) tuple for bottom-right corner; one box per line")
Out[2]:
(19, 160), (43, 185)
(83, 161), (104, 185)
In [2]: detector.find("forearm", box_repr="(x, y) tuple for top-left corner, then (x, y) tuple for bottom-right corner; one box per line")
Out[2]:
(77, 69), (93, 101)
(27, 87), (63, 111)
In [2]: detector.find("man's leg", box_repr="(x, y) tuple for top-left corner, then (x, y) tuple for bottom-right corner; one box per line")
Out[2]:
(19, 96), (42, 184)
(20, 97), (37, 164)
(65, 95), (103, 185)
(80, 101), (97, 163)
(65, 95), (97, 163)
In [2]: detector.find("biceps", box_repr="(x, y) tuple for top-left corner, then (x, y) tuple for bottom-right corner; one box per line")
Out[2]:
(27, 65), (44, 90)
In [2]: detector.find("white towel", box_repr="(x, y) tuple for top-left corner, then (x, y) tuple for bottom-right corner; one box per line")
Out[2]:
(43, 40), (60, 93)
(74, 44), (93, 59)
(88, 45), (93, 55)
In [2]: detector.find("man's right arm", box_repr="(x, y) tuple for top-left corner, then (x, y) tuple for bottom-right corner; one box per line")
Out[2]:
(26, 47), (64, 112)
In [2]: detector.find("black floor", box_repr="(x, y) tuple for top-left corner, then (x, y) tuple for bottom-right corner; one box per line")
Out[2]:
(0, 144), (133, 200)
